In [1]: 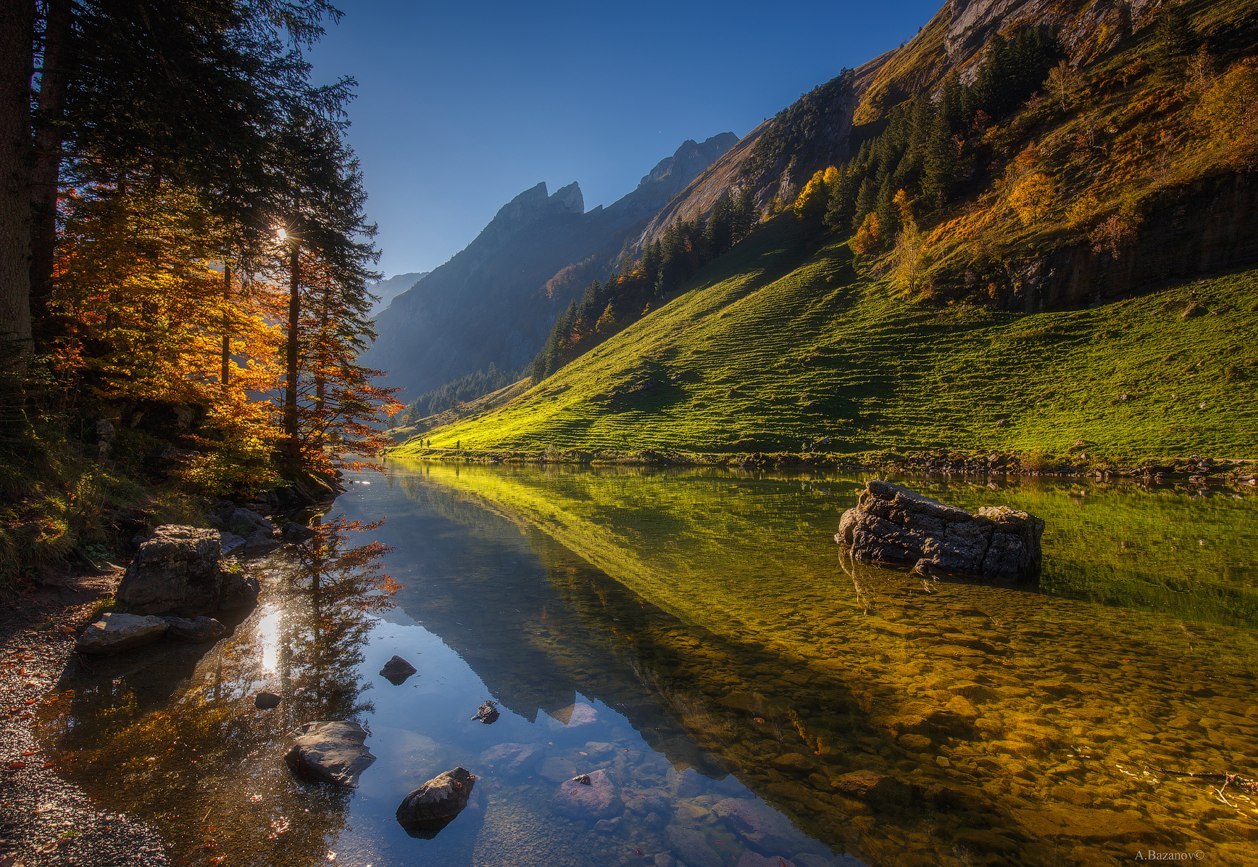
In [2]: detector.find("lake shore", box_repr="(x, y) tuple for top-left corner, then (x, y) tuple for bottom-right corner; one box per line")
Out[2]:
(0, 567), (169, 865)
(388, 446), (1258, 490)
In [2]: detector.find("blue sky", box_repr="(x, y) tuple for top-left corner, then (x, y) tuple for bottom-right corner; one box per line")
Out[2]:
(309, 0), (944, 277)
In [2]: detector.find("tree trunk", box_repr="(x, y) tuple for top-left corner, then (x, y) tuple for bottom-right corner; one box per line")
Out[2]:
(0, 0), (34, 372)
(284, 245), (301, 467)
(28, 0), (71, 346)
(220, 263), (231, 390)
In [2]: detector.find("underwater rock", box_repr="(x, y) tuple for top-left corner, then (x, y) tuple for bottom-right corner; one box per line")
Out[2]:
(471, 700), (500, 724)
(712, 797), (803, 854)
(396, 767), (476, 838)
(553, 768), (622, 819)
(379, 655), (417, 685)
(831, 771), (914, 807)
(75, 612), (169, 654)
(836, 480), (1044, 582)
(285, 720), (375, 787)
(480, 742), (540, 775)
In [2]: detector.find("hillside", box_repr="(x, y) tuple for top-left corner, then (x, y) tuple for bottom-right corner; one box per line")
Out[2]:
(364, 133), (737, 400)
(394, 220), (1258, 464)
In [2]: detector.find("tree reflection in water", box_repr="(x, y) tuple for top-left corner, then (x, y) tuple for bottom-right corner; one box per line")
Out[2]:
(37, 516), (397, 866)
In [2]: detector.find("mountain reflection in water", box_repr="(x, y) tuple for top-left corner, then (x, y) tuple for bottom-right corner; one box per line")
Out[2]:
(33, 463), (1258, 866)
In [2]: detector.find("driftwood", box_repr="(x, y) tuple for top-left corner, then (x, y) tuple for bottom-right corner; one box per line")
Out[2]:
(1148, 765), (1258, 805)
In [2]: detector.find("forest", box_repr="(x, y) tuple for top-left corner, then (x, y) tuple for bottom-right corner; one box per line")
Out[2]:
(1, 1), (395, 584)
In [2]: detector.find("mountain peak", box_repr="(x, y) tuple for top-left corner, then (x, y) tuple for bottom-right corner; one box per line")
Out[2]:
(550, 181), (584, 214)
(639, 132), (740, 188)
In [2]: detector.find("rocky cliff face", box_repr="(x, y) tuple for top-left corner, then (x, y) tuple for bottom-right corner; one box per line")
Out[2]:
(367, 271), (429, 318)
(365, 133), (737, 399)
(632, 0), (1159, 253)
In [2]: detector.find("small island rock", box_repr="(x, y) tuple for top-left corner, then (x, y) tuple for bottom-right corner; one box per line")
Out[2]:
(836, 480), (1043, 582)
(379, 655), (417, 685)
(471, 700), (499, 724)
(396, 767), (477, 838)
(161, 615), (227, 642)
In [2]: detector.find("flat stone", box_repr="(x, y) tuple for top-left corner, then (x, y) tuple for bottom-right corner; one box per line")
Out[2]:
(218, 531), (247, 556)
(552, 768), (622, 819)
(1010, 805), (1156, 841)
(75, 612), (168, 654)
(285, 720), (375, 787)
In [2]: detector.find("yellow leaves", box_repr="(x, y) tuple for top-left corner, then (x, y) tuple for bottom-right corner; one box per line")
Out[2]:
(1193, 58), (1258, 164)
(850, 212), (880, 255)
(1007, 172), (1058, 226)
(792, 166), (838, 221)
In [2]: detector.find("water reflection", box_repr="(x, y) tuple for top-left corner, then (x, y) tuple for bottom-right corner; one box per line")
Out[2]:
(38, 516), (398, 865)
(409, 462), (1258, 865)
(31, 464), (1258, 866)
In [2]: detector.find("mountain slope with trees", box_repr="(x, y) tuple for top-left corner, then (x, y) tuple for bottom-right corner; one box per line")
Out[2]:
(400, 0), (1258, 465)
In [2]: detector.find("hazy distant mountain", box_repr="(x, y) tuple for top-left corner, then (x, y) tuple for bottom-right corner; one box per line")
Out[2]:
(367, 271), (428, 318)
(365, 133), (737, 400)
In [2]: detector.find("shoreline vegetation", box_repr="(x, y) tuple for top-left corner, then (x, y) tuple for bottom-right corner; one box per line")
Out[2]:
(388, 448), (1258, 489)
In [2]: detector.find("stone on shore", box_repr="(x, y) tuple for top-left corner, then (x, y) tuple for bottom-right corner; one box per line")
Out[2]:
(396, 767), (477, 838)
(117, 525), (226, 615)
(285, 720), (375, 787)
(75, 612), (169, 654)
(836, 480), (1044, 582)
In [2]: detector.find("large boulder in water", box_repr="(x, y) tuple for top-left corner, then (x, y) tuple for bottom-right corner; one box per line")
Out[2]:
(285, 721), (376, 787)
(396, 767), (476, 838)
(117, 525), (256, 616)
(836, 480), (1043, 582)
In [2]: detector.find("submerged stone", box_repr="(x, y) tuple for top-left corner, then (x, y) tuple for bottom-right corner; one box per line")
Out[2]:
(836, 480), (1044, 582)
(553, 768), (622, 819)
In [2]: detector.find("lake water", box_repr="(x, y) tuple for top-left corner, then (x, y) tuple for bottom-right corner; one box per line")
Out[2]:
(37, 462), (1258, 865)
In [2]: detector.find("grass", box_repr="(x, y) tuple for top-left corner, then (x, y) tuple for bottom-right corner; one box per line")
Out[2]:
(397, 225), (1258, 465)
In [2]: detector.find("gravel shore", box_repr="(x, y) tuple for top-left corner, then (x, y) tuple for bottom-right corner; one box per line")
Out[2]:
(0, 570), (168, 866)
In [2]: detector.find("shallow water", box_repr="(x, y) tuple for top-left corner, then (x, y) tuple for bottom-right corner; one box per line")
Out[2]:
(37, 464), (1258, 865)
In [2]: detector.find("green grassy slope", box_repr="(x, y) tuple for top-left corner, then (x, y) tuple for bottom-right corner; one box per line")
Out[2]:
(397, 223), (1258, 463)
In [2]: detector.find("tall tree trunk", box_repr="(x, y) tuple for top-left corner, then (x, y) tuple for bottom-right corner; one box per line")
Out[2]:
(284, 245), (301, 467)
(220, 263), (231, 390)
(0, 0), (34, 372)
(28, 0), (71, 346)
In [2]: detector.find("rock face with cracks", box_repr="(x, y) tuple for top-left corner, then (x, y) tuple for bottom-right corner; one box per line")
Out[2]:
(836, 480), (1043, 582)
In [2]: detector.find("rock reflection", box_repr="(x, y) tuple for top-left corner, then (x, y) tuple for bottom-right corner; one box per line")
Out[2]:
(37, 515), (397, 865)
